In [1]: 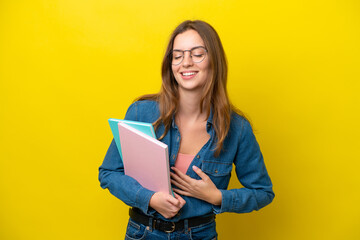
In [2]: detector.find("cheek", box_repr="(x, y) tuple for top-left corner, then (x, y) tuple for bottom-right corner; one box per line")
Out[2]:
(171, 65), (178, 76)
(201, 64), (211, 79)
(200, 59), (211, 74)
(171, 66), (180, 83)
(171, 66), (179, 81)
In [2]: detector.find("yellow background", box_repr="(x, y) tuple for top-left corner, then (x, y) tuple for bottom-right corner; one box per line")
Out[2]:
(1, 0), (359, 239)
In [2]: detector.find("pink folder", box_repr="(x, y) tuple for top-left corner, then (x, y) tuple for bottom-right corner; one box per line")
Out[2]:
(118, 122), (173, 195)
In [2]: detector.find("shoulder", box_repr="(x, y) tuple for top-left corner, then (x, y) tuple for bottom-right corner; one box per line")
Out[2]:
(230, 112), (251, 130)
(229, 112), (253, 139)
(125, 100), (160, 122)
(128, 99), (159, 111)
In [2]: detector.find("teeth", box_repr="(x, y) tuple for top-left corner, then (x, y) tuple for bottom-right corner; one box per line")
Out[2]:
(182, 72), (196, 76)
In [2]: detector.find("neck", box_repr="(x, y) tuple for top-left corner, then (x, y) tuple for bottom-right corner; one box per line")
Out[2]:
(177, 88), (207, 122)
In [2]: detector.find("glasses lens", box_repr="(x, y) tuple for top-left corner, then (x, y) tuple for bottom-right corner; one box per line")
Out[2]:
(172, 51), (183, 65)
(191, 47), (207, 63)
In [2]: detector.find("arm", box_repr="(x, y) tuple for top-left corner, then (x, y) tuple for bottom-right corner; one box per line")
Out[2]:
(98, 103), (155, 213)
(99, 138), (155, 214)
(213, 119), (274, 214)
(98, 102), (185, 217)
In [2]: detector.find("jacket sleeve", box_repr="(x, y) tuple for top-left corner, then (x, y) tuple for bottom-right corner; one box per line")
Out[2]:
(213, 119), (275, 214)
(98, 102), (155, 214)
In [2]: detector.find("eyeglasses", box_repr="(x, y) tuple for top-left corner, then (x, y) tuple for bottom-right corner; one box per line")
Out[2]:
(171, 46), (208, 65)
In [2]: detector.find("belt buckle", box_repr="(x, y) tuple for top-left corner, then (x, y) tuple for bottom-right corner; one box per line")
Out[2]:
(164, 222), (175, 233)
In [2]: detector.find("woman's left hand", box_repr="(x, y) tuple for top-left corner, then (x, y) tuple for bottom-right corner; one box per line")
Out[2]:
(170, 166), (222, 206)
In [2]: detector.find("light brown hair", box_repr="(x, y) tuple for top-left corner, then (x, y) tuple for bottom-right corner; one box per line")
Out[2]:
(137, 20), (246, 156)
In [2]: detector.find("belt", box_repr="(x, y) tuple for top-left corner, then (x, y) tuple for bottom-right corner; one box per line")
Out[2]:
(129, 208), (215, 233)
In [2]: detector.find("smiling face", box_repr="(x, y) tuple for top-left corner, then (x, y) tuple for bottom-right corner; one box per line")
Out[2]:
(171, 30), (211, 93)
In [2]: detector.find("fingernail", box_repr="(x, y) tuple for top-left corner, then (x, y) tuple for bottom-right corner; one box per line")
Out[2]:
(192, 165), (198, 170)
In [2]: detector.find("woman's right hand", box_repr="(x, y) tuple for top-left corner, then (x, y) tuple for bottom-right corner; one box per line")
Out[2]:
(149, 192), (186, 219)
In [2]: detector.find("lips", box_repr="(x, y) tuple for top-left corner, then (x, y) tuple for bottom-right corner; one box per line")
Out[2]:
(180, 71), (198, 79)
(181, 71), (197, 76)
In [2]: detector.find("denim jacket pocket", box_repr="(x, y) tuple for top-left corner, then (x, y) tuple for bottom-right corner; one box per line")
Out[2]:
(201, 160), (232, 189)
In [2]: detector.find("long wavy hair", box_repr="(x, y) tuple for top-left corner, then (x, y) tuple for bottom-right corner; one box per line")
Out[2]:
(137, 20), (245, 156)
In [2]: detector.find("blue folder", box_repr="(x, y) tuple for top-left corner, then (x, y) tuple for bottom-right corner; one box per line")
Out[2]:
(108, 118), (156, 159)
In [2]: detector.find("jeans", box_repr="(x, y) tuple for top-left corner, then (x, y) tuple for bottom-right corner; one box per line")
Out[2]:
(124, 218), (218, 240)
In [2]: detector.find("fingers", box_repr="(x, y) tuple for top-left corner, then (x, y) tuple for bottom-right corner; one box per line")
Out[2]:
(149, 192), (185, 219)
(166, 193), (181, 206)
(171, 174), (188, 188)
(173, 187), (191, 197)
(171, 166), (202, 198)
(167, 192), (187, 208)
(174, 192), (186, 207)
(170, 171), (191, 189)
(192, 165), (209, 181)
(171, 167), (195, 185)
(171, 167), (189, 180)
(172, 166), (209, 182)
(166, 195), (184, 218)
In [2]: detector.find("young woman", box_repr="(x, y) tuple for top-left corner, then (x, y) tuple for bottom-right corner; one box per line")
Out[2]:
(99, 20), (274, 240)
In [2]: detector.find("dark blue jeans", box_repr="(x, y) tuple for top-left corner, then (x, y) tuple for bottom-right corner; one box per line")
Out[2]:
(124, 218), (217, 240)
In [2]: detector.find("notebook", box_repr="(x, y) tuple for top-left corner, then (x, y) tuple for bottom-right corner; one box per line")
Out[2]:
(118, 122), (173, 195)
(108, 118), (156, 159)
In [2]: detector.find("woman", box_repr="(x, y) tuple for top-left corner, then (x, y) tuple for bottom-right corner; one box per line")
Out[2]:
(99, 20), (274, 240)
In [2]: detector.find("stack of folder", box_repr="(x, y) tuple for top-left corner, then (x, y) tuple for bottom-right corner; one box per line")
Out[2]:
(108, 119), (173, 196)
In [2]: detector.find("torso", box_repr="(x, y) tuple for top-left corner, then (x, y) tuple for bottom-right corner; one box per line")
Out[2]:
(176, 117), (210, 155)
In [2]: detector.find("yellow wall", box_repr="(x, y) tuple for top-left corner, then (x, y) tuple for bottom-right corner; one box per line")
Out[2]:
(1, 0), (359, 239)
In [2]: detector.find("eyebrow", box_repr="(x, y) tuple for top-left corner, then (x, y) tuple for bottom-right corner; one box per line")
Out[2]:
(172, 46), (205, 51)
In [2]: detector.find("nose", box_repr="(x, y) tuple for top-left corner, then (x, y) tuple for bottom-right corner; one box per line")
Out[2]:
(182, 51), (194, 67)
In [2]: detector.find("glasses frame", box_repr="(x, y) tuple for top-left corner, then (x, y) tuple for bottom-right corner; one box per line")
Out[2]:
(171, 46), (208, 66)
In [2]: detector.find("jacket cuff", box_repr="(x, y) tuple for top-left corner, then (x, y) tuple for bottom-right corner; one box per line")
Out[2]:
(135, 187), (156, 215)
(212, 189), (233, 214)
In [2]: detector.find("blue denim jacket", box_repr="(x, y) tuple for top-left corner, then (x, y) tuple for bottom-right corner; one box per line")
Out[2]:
(99, 100), (274, 222)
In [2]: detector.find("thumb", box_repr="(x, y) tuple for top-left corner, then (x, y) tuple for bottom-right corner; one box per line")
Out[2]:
(166, 194), (181, 206)
(174, 192), (186, 207)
